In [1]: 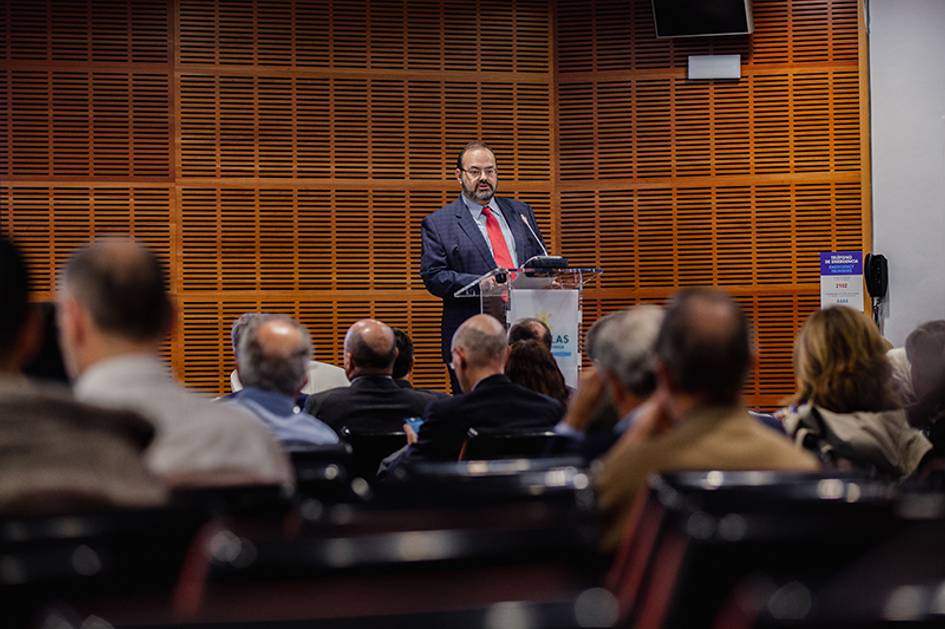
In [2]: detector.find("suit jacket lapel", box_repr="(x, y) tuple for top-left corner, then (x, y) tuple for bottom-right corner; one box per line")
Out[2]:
(496, 198), (529, 266)
(453, 197), (496, 268)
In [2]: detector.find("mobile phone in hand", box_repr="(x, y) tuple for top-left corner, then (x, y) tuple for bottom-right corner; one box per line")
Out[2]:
(404, 417), (425, 433)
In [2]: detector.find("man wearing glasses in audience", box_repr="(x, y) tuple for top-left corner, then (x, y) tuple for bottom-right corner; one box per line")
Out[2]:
(420, 141), (549, 392)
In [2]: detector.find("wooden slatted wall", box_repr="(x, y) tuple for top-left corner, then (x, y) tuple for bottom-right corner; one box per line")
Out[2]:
(1, 0), (556, 393)
(1, 0), (871, 404)
(556, 0), (871, 408)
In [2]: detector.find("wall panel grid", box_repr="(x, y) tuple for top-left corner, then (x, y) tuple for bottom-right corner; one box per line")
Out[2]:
(2, 0), (556, 394)
(556, 0), (869, 408)
(558, 71), (860, 180)
(2, 0), (870, 402)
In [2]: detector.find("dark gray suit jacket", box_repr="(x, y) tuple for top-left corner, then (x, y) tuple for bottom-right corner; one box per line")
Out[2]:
(420, 196), (547, 362)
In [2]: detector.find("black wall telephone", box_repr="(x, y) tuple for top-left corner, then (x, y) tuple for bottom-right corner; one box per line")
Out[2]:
(865, 253), (888, 329)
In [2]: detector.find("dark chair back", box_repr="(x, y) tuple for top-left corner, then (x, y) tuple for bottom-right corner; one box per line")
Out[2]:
(289, 443), (354, 500)
(182, 463), (603, 625)
(0, 507), (208, 625)
(609, 472), (902, 629)
(340, 426), (408, 481)
(459, 427), (570, 460)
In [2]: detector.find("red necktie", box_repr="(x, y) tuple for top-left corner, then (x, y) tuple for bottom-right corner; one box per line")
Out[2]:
(481, 206), (515, 270)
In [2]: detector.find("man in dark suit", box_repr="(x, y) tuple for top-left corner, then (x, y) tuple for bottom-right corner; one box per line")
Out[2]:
(305, 319), (439, 433)
(420, 141), (549, 391)
(389, 314), (564, 467)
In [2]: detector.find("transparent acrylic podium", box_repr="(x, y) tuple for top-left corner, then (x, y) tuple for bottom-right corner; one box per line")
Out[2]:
(454, 263), (603, 387)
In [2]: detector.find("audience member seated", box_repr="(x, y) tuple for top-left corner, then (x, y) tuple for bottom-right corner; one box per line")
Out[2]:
(0, 236), (165, 511)
(554, 306), (664, 461)
(57, 238), (292, 487)
(508, 317), (553, 349)
(595, 288), (819, 550)
(392, 326), (448, 399)
(304, 319), (439, 432)
(779, 306), (931, 479)
(575, 311), (623, 433)
(388, 314), (564, 468)
(232, 314), (339, 450)
(506, 339), (569, 405)
(905, 320), (945, 453)
(230, 312), (349, 396)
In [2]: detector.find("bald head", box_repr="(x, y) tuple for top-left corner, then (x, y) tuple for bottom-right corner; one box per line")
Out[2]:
(239, 315), (312, 396)
(344, 319), (397, 375)
(452, 314), (507, 370)
(657, 288), (752, 406)
(61, 238), (172, 341)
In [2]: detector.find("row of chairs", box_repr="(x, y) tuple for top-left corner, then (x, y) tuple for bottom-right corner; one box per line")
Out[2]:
(310, 426), (569, 485)
(609, 471), (945, 628)
(1, 457), (601, 629)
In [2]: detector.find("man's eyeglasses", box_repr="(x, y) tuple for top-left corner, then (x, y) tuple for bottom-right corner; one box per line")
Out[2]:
(461, 167), (497, 178)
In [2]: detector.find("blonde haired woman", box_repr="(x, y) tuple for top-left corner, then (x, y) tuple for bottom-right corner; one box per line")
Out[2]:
(779, 305), (931, 479)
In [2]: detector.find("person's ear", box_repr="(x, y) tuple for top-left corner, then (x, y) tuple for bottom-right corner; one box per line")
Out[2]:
(58, 297), (85, 347)
(455, 167), (463, 184)
(164, 300), (178, 339)
(343, 350), (352, 373)
(451, 346), (465, 373)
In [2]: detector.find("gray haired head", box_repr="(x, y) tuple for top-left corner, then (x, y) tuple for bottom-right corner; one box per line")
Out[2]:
(238, 314), (312, 397)
(594, 305), (665, 396)
(231, 312), (263, 355)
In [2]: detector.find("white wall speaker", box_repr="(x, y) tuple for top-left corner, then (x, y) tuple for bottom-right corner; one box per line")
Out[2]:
(687, 54), (742, 80)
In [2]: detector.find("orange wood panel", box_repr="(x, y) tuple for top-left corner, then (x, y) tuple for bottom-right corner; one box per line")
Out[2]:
(1, 0), (870, 406)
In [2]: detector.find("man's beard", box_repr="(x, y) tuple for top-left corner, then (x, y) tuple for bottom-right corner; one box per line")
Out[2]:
(463, 179), (496, 204)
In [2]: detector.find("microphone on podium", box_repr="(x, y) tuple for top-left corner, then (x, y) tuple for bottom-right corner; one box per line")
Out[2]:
(519, 214), (568, 270)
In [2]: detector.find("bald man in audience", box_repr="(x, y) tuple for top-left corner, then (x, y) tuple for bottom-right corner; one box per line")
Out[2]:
(229, 311), (349, 397)
(392, 314), (564, 466)
(304, 319), (439, 432)
(233, 315), (339, 449)
(57, 238), (291, 487)
(594, 288), (819, 550)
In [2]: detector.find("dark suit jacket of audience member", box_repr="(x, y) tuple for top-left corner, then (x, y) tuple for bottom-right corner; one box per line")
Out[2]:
(395, 378), (450, 401)
(400, 374), (565, 464)
(304, 375), (440, 433)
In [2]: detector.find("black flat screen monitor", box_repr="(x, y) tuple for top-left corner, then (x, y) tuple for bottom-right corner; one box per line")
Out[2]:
(652, 0), (753, 38)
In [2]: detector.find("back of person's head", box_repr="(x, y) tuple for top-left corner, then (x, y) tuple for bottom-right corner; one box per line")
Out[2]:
(595, 305), (664, 397)
(585, 310), (622, 362)
(794, 305), (897, 413)
(452, 314), (508, 370)
(657, 288), (752, 407)
(508, 317), (553, 350)
(391, 327), (414, 380)
(344, 319), (397, 374)
(62, 238), (172, 342)
(505, 340), (568, 404)
(0, 237), (32, 363)
(238, 315), (312, 397)
(231, 312), (263, 355)
(905, 320), (945, 402)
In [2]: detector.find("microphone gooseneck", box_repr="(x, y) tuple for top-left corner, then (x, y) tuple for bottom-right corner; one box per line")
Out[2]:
(520, 213), (549, 257)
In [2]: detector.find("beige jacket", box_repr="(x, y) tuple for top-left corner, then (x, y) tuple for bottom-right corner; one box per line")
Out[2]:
(780, 403), (931, 479)
(595, 406), (820, 551)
